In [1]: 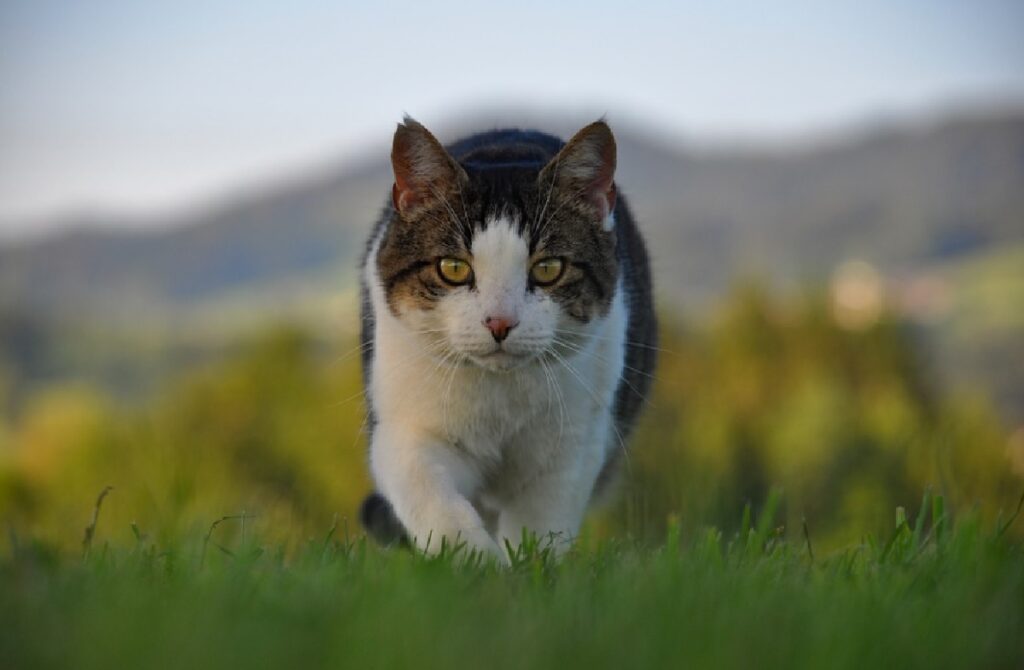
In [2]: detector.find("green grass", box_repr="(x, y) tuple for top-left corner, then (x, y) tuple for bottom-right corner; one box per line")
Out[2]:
(2, 494), (1023, 670)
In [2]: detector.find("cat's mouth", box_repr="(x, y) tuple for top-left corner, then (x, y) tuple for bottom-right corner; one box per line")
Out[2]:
(467, 348), (534, 372)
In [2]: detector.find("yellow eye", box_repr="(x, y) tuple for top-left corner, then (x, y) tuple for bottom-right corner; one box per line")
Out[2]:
(437, 257), (473, 285)
(530, 257), (564, 286)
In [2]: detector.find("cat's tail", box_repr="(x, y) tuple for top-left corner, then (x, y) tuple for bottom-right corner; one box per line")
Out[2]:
(359, 492), (408, 547)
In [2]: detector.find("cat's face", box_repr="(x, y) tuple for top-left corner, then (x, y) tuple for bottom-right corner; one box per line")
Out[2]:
(375, 119), (619, 372)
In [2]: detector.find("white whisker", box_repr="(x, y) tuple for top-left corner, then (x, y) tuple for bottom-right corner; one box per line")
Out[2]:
(550, 337), (653, 406)
(552, 335), (658, 383)
(553, 327), (670, 354)
(547, 348), (631, 475)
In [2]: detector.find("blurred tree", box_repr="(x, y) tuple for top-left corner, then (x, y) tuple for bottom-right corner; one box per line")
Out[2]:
(605, 286), (1020, 547)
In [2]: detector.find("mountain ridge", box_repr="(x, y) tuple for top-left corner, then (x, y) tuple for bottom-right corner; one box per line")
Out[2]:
(1, 109), (1022, 321)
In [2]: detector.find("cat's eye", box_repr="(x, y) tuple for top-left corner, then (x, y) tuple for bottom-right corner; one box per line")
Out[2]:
(437, 257), (473, 285)
(530, 257), (565, 286)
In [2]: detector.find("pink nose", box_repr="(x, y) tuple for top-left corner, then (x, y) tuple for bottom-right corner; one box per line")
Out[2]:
(484, 316), (518, 343)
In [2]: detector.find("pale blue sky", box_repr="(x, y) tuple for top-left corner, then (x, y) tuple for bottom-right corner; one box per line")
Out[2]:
(1, 0), (1022, 235)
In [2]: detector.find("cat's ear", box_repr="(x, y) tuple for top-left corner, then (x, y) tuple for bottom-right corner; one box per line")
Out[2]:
(391, 117), (468, 218)
(539, 120), (617, 224)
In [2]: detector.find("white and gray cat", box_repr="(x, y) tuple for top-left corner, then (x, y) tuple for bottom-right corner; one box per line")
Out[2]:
(358, 118), (656, 561)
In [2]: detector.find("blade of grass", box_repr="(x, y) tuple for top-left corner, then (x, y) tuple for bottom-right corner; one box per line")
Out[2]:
(931, 495), (945, 545)
(912, 490), (931, 550)
(997, 489), (1024, 538)
(802, 516), (815, 564)
(81, 486), (113, 560)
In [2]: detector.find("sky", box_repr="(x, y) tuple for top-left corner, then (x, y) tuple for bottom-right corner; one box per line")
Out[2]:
(1, 0), (1022, 237)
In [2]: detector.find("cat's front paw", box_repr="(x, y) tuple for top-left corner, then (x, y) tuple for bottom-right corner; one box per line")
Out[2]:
(457, 529), (508, 566)
(411, 525), (506, 565)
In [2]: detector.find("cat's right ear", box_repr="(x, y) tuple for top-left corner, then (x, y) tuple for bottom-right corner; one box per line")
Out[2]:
(391, 117), (468, 218)
(538, 120), (617, 225)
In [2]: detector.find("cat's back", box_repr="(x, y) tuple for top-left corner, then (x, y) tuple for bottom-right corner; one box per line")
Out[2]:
(445, 128), (564, 169)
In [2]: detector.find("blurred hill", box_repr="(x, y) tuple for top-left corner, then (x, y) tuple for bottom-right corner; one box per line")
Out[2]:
(2, 110), (1023, 316)
(1, 109), (1022, 416)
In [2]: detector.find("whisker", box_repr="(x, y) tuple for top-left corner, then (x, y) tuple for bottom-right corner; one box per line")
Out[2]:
(550, 338), (653, 406)
(349, 338), (457, 449)
(533, 154), (561, 240)
(454, 180), (473, 239)
(330, 338), (448, 408)
(540, 356), (568, 450)
(327, 338), (376, 370)
(553, 328), (671, 354)
(440, 350), (465, 442)
(538, 181), (594, 231)
(547, 348), (632, 474)
(428, 185), (471, 243)
(551, 336), (659, 381)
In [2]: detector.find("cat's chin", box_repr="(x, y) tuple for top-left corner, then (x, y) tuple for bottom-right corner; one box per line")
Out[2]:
(467, 350), (535, 373)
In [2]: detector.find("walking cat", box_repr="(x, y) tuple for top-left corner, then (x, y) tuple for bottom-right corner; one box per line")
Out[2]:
(358, 118), (656, 560)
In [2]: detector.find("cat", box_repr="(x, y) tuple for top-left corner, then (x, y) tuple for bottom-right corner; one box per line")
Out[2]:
(358, 117), (656, 561)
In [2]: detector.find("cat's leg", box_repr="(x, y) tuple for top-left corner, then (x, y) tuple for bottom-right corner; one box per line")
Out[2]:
(473, 496), (501, 538)
(371, 424), (504, 562)
(495, 444), (607, 558)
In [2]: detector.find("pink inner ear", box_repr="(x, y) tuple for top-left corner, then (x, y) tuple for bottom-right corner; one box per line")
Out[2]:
(391, 183), (406, 212)
(598, 180), (618, 219)
(391, 151), (431, 214)
(589, 134), (617, 220)
(391, 126), (429, 215)
(392, 179), (420, 213)
(590, 174), (616, 221)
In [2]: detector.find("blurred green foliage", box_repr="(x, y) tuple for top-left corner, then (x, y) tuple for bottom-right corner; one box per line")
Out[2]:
(0, 287), (1019, 553)
(607, 285), (1020, 547)
(0, 328), (370, 551)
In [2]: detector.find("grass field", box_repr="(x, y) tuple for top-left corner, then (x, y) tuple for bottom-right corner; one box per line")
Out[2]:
(2, 493), (1023, 670)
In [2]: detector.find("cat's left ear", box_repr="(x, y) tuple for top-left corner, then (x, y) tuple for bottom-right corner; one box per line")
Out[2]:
(539, 120), (617, 226)
(391, 117), (469, 219)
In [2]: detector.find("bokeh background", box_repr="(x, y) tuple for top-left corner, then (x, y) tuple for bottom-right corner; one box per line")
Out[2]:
(1, 1), (1023, 552)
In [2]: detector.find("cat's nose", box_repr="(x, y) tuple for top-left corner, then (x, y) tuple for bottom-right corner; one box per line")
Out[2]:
(484, 316), (518, 343)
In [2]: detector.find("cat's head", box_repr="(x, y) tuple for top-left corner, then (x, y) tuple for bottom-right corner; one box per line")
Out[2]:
(375, 117), (619, 372)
